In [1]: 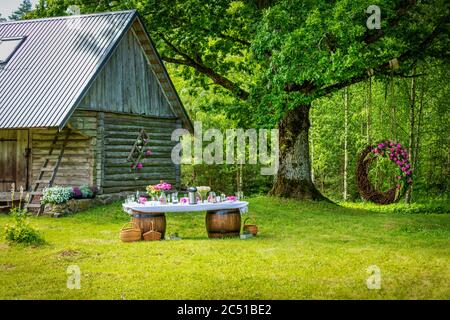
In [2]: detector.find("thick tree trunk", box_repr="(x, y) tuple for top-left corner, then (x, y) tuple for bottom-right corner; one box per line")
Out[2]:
(269, 105), (326, 201)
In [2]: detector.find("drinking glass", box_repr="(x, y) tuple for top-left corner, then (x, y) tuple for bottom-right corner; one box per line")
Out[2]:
(208, 192), (216, 203)
(172, 191), (179, 204)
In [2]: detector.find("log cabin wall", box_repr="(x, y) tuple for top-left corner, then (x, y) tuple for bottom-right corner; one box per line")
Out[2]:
(101, 112), (181, 194)
(30, 111), (97, 189)
(28, 110), (182, 194)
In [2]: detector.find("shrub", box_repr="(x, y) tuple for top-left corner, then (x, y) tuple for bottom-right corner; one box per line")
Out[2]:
(41, 186), (73, 205)
(79, 185), (94, 198)
(4, 207), (45, 245)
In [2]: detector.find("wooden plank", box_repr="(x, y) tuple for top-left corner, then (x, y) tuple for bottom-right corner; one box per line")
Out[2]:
(104, 138), (174, 146)
(15, 130), (28, 190)
(0, 130), (17, 192)
(26, 203), (42, 208)
(105, 157), (174, 166)
(104, 166), (176, 175)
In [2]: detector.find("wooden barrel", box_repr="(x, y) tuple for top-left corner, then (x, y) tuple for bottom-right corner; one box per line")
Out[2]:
(205, 209), (241, 238)
(131, 211), (166, 239)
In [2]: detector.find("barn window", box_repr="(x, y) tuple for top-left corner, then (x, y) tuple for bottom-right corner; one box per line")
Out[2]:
(0, 37), (25, 64)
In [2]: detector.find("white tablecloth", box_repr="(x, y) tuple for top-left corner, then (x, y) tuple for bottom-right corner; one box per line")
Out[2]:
(122, 201), (249, 215)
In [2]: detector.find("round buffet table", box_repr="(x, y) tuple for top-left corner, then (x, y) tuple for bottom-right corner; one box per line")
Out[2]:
(122, 201), (249, 239)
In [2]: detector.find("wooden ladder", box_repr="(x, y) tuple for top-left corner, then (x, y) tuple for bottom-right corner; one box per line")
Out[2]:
(27, 129), (72, 216)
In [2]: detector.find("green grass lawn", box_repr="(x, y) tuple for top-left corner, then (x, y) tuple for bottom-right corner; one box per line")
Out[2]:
(0, 196), (449, 300)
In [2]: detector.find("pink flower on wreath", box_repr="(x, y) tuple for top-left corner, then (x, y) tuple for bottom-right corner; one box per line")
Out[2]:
(397, 176), (402, 180)
(378, 143), (384, 149)
(406, 170), (411, 175)
(373, 148), (379, 154)
(396, 160), (402, 166)
(397, 184), (401, 189)
(397, 143), (401, 148)
(145, 150), (152, 156)
(401, 167), (407, 172)
(137, 163), (143, 169)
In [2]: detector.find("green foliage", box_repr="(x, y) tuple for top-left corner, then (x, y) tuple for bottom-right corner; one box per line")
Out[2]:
(4, 207), (45, 246)
(79, 185), (93, 198)
(252, 0), (449, 124)
(41, 186), (73, 205)
(341, 199), (450, 215)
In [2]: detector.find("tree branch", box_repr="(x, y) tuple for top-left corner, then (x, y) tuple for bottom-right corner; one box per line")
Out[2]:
(285, 11), (446, 97)
(317, 19), (445, 97)
(158, 33), (250, 100)
(200, 27), (251, 46)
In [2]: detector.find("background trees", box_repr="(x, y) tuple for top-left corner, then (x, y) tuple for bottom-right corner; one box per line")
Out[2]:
(16, 0), (450, 202)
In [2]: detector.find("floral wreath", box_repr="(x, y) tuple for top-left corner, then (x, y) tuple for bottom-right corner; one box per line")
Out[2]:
(356, 140), (412, 204)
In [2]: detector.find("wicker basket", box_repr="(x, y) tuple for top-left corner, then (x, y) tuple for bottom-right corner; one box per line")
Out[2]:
(243, 217), (258, 236)
(120, 222), (142, 242)
(143, 221), (162, 241)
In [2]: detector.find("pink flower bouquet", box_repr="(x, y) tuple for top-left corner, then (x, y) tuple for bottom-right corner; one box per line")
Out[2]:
(146, 180), (172, 197)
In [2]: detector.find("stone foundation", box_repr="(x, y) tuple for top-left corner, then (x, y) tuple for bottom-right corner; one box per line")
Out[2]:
(44, 191), (134, 217)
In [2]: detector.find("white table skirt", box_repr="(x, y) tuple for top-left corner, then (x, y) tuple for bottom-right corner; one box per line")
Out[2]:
(122, 201), (249, 215)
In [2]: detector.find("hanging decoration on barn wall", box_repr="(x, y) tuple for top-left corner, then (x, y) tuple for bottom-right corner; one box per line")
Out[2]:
(356, 140), (413, 204)
(127, 129), (152, 179)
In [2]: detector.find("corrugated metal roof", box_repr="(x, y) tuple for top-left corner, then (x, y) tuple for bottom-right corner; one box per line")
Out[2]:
(0, 10), (136, 129)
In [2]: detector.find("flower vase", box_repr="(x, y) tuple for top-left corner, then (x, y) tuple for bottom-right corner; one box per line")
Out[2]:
(159, 192), (167, 205)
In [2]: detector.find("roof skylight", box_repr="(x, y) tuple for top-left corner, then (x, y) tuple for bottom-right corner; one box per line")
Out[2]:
(0, 37), (25, 64)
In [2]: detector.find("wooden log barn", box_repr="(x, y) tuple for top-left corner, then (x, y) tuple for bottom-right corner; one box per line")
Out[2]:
(0, 10), (193, 212)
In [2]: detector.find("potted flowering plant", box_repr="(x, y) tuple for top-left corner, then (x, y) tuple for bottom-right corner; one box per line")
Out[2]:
(146, 181), (172, 201)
